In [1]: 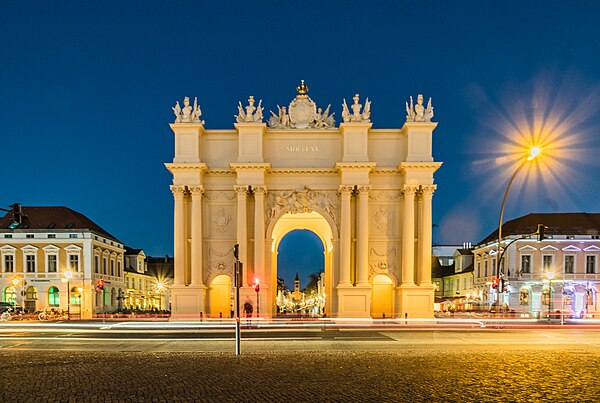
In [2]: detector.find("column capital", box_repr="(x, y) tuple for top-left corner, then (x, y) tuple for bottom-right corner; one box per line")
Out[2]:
(252, 185), (267, 196)
(189, 185), (205, 196)
(338, 184), (354, 195)
(402, 184), (419, 196)
(356, 185), (372, 194)
(420, 184), (437, 197)
(170, 185), (186, 198)
(234, 185), (250, 195)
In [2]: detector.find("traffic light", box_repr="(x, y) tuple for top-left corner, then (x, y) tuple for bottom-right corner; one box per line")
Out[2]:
(233, 244), (239, 259)
(253, 278), (260, 293)
(96, 279), (105, 291)
(537, 224), (548, 242)
(491, 277), (499, 289)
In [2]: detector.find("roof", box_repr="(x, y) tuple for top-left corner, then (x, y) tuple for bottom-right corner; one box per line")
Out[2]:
(431, 259), (455, 278)
(0, 206), (120, 242)
(125, 247), (145, 255)
(478, 212), (600, 245)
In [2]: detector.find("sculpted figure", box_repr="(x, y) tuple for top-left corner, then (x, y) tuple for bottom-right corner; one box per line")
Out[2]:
(268, 105), (290, 128)
(351, 94), (362, 120)
(236, 96), (264, 123)
(173, 96), (204, 124)
(341, 99), (351, 122)
(406, 94), (434, 122)
(362, 98), (371, 122)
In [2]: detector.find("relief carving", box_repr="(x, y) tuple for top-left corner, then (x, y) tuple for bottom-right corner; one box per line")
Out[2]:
(214, 208), (231, 232)
(266, 186), (338, 225)
(369, 247), (398, 279)
(369, 191), (401, 201)
(204, 191), (235, 201)
(374, 207), (392, 232)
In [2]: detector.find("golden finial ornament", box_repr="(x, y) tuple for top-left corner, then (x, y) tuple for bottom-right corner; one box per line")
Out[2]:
(296, 80), (309, 95)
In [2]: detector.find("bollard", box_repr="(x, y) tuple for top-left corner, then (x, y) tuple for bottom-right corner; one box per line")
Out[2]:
(405, 312), (408, 325)
(200, 312), (203, 322)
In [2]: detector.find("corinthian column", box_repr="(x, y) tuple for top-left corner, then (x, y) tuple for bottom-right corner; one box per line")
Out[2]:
(189, 185), (205, 287)
(418, 185), (436, 285)
(170, 185), (186, 286)
(357, 185), (371, 286)
(235, 185), (249, 286)
(402, 185), (418, 285)
(253, 186), (267, 284)
(339, 185), (354, 286)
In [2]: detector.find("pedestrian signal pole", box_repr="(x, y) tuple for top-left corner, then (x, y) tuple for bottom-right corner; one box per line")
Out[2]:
(234, 244), (241, 356)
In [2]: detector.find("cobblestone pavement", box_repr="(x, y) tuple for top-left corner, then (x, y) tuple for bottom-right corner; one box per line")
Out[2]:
(1, 346), (599, 402)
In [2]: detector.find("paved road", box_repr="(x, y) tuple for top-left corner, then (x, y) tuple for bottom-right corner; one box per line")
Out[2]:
(1, 325), (600, 401)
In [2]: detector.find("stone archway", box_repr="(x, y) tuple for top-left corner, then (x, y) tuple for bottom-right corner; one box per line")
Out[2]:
(267, 211), (337, 317)
(209, 274), (232, 318)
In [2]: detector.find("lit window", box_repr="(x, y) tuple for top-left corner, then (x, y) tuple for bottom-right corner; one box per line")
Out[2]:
(3, 287), (17, 305)
(48, 286), (60, 307)
(70, 287), (81, 305)
(520, 289), (529, 305)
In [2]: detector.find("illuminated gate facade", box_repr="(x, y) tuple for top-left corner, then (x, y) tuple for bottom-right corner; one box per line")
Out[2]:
(166, 83), (441, 318)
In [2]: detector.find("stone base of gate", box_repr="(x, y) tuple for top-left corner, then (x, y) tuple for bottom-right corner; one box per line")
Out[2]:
(336, 285), (372, 318)
(396, 284), (435, 319)
(170, 285), (207, 320)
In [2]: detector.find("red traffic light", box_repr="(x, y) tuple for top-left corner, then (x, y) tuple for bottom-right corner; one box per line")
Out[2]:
(491, 277), (499, 289)
(96, 279), (105, 291)
(253, 278), (260, 292)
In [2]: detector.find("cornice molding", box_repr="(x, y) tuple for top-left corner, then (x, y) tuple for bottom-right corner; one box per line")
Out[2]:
(398, 161), (443, 172)
(229, 162), (271, 172)
(165, 163), (208, 174)
(335, 162), (377, 172)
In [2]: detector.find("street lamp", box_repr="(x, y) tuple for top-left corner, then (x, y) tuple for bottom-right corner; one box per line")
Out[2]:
(64, 271), (73, 320)
(11, 278), (19, 307)
(156, 282), (164, 311)
(77, 287), (83, 319)
(546, 271), (555, 322)
(496, 146), (541, 310)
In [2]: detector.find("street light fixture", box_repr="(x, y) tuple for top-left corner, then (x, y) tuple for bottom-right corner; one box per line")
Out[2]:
(496, 146), (541, 310)
(156, 282), (164, 311)
(546, 271), (555, 322)
(254, 277), (260, 318)
(64, 271), (73, 320)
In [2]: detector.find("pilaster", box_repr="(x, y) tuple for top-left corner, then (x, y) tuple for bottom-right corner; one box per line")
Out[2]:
(356, 185), (371, 286)
(235, 185), (250, 286)
(189, 185), (205, 287)
(338, 185), (353, 286)
(401, 184), (418, 285)
(253, 186), (267, 285)
(418, 185), (436, 286)
(170, 185), (186, 287)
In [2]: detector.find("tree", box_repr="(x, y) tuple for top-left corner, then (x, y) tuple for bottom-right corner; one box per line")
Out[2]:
(303, 272), (322, 294)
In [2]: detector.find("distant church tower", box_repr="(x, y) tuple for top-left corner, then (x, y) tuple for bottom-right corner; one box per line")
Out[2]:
(294, 272), (300, 293)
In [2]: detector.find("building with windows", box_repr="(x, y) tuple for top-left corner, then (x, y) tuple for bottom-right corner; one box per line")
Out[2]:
(0, 205), (125, 318)
(123, 248), (166, 311)
(472, 213), (600, 318)
(432, 247), (477, 312)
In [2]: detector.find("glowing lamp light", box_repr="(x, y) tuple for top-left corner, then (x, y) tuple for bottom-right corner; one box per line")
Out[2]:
(64, 271), (73, 280)
(546, 271), (555, 280)
(527, 146), (541, 161)
(11, 278), (19, 286)
(157, 282), (164, 290)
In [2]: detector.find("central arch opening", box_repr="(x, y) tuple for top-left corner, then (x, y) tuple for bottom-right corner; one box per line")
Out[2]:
(270, 211), (334, 317)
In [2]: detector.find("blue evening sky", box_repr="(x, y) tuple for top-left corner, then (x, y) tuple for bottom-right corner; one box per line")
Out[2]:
(2, 2), (600, 287)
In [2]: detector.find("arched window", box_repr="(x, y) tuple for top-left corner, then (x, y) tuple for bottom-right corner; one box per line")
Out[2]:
(111, 288), (116, 307)
(519, 289), (529, 305)
(3, 286), (17, 305)
(25, 286), (38, 300)
(48, 286), (60, 307)
(104, 289), (110, 306)
(70, 287), (81, 305)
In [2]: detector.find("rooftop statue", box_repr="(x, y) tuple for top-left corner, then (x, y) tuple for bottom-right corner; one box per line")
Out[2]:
(235, 96), (264, 123)
(406, 94), (434, 122)
(173, 96), (204, 124)
(268, 81), (336, 129)
(341, 94), (371, 123)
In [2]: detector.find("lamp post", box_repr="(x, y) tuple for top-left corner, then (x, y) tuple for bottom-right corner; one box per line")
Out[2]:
(546, 271), (555, 322)
(156, 282), (164, 311)
(64, 271), (73, 320)
(496, 146), (541, 311)
(11, 278), (19, 307)
(77, 287), (83, 319)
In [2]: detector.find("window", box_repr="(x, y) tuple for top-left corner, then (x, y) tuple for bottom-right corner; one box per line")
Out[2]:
(592, 235), (600, 240)
(26, 234), (34, 239)
(542, 255), (553, 272)
(3, 255), (14, 272)
(520, 289), (529, 305)
(542, 288), (550, 305)
(521, 255), (531, 274)
(117, 261), (122, 277)
(48, 286), (60, 307)
(476, 262), (481, 278)
(69, 255), (79, 272)
(103, 257), (108, 275)
(586, 255), (596, 274)
(484, 261), (488, 277)
(69, 234), (78, 239)
(26, 254), (36, 272)
(566, 235), (575, 240)
(94, 256), (99, 274)
(492, 258), (496, 276)
(47, 234), (56, 239)
(25, 286), (37, 300)
(564, 255), (575, 274)
(3, 287), (17, 305)
(47, 255), (57, 273)
(4, 234), (12, 238)
(70, 287), (81, 305)
(110, 260), (115, 276)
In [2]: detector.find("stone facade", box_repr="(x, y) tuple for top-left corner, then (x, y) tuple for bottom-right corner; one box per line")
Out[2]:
(166, 85), (442, 318)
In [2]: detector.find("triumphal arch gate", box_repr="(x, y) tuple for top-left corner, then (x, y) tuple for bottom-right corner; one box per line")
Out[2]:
(166, 82), (441, 318)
